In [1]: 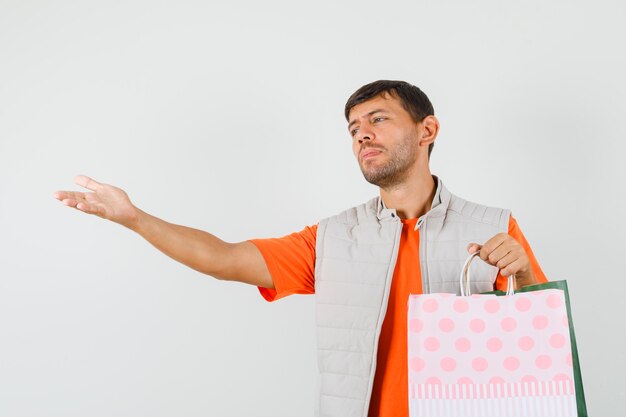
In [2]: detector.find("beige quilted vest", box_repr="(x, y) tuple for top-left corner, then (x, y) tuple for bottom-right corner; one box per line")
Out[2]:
(313, 176), (510, 417)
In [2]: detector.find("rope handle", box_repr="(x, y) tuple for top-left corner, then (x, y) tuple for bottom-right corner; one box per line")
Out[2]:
(459, 251), (516, 297)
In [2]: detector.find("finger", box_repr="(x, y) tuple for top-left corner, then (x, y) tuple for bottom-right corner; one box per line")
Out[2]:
(495, 249), (518, 272)
(467, 243), (482, 254)
(63, 197), (103, 216)
(59, 196), (85, 208)
(53, 190), (86, 201)
(75, 201), (103, 215)
(74, 175), (103, 192)
(479, 233), (509, 262)
(488, 240), (515, 266)
(500, 257), (526, 278)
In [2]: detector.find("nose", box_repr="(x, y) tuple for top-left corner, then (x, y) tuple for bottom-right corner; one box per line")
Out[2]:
(355, 124), (375, 143)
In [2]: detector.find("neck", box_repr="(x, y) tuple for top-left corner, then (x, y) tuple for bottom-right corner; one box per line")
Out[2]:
(379, 166), (436, 220)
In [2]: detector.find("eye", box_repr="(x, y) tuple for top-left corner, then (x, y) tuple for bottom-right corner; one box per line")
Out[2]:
(373, 117), (386, 123)
(351, 127), (359, 137)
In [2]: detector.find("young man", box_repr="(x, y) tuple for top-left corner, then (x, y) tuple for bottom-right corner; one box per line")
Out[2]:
(54, 80), (547, 417)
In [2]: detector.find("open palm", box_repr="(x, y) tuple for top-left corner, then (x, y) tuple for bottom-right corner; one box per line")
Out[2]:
(53, 175), (138, 228)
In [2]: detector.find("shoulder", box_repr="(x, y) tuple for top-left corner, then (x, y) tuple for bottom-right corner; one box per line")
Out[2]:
(319, 197), (380, 227)
(440, 182), (511, 230)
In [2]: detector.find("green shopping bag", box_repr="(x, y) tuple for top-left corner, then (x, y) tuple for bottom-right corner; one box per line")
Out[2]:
(483, 280), (588, 417)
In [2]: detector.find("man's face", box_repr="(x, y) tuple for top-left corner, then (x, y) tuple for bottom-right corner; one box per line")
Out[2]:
(348, 94), (421, 188)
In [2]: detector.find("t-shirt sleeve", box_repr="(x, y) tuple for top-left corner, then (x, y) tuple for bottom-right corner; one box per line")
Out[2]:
(495, 215), (549, 291)
(248, 224), (318, 302)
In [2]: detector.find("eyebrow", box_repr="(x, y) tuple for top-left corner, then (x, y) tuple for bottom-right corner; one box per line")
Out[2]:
(348, 109), (389, 130)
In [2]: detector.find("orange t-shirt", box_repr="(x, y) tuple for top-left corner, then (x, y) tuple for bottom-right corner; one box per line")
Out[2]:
(250, 215), (548, 417)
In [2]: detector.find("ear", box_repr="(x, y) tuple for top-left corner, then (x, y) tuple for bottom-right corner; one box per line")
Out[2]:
(418, 115), (440, 147)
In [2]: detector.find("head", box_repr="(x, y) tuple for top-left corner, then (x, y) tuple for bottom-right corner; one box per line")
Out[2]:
(345, 80), (439, 188)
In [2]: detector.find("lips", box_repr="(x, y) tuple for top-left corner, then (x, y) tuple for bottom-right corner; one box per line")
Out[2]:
(360, 148), (383, 160)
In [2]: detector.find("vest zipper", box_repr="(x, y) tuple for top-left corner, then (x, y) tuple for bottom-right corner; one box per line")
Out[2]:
(417, 216), (429, 293)
(362, 218), (402, 417)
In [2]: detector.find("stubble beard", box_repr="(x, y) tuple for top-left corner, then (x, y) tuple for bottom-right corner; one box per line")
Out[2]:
(359, 134), (419, 189)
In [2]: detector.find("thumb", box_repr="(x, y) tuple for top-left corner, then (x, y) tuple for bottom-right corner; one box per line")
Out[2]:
(467, 243), (482, 254)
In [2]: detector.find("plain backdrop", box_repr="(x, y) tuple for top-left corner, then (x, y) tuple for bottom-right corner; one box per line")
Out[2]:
(1, 0), (624, 416)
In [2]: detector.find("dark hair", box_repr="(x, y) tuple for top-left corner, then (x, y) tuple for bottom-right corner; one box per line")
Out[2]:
(344, 80), (435, 157)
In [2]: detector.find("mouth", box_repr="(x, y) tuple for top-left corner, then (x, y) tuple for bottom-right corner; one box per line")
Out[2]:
(360, 149), (382, 161)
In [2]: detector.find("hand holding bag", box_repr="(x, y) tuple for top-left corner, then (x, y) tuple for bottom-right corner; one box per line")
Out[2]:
(407, 252), (587, 416)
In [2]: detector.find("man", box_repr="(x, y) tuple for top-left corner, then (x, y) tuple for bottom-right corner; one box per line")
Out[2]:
(54, 80), (547, 417)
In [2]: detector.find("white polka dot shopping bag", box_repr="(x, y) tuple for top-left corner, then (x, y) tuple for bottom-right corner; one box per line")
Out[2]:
(407, 252), (587, 417)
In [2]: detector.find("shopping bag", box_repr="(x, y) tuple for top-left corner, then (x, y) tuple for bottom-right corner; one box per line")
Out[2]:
(407, 252), (587, 417)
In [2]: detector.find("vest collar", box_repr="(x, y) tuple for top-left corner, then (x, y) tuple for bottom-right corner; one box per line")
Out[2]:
(375, 175), (451, 222)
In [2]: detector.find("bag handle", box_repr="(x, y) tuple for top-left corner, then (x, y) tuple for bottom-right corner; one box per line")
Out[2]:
(459, 251), (516, 297)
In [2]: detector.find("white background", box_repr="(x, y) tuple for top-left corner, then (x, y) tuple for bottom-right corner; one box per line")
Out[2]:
(1, 0), (624, 415)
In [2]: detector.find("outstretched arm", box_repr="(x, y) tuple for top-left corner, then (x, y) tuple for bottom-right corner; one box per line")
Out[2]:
(53, 175), (274, 288)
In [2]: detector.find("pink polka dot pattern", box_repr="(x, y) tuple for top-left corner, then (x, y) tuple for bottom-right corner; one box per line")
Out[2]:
(425, 377), (442, 385)
(440, 357), (457, 372)
(504, 357), (520, 371)
(489, 376), (505, 385)
(518, 336), (535, 351)
(532, 315), (549, 330)
(438, 318), (455, 332)
(484, 299), (500, 314)
(486, 337), (503, 352)
(407, 290), (575, 386)
(422, 298), (439, 313)
(550, 333), (566, 348)
(546, 293), (562, 309)
(469, 319), (486, 333)
(424, 337), (440, 352)
(500, 317), (517, 332)
(515, 297), (532, 312)
(553, 373), (572, 382)
(455, 337), (471, 352)
(409, 319), (423, 333)
(409, 357), (425, 372)
(472, 357), (488, 372)
(535, 355), (552, 369)
(453, 298), (469, 313)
